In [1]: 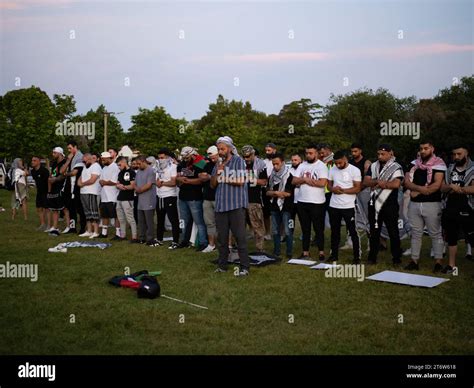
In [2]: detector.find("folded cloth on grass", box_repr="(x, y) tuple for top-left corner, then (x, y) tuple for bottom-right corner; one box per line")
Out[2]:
(49, 241), (112, 252)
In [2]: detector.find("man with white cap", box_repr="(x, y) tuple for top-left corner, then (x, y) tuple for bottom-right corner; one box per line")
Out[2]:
(211, 136), (250, 276)
(99, 151), (121, 240)
(176, 146), (208, 251)
(198, 145), (220, 253)
(46, 147), (67, 236)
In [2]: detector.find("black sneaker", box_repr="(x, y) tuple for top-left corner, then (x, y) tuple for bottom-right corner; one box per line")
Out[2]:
(111, 235), (125, 241)
(196, 245), (207, 252)
(433, 263), (443, 273)
(327, 255), (337, 263)
(297, 254), (312, 260)
(441, 265), (453, 274)
(48, 229), (60, 237)
(97, 234), (108, 239)
(146, 239), (162, 247)
(319, 253), (326, 262)
(129, 239), (140, 244)
(138, 239), (146, 244)
(66, 228), (77, 234)
(177, 241), (191, 249)
(466, 254), (473, 262)
(168, 242), (179, 250)
(404, 261), (419, 271)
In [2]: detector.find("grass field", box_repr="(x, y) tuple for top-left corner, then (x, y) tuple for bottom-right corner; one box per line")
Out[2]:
(0, 188), (473, 355)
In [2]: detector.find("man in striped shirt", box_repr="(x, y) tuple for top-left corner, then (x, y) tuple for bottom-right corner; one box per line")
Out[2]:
(211, 136), (250, 276)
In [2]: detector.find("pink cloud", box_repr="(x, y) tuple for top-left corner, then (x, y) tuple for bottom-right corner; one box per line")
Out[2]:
(0, 0), (73, 10)
(341, 43), (474, 60)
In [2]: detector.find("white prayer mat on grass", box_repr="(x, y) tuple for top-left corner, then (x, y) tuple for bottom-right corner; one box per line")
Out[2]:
(310, 263), (343, 270)
(366, 270), (449, 288)
(287, 258), (317, 266)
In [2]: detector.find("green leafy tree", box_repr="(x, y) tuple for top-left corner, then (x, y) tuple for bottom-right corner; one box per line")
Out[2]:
(126, 106), (189, 155)
(0, 86), (60, 161)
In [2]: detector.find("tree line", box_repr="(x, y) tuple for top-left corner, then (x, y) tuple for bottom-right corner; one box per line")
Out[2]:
(0, 75), (472, 164)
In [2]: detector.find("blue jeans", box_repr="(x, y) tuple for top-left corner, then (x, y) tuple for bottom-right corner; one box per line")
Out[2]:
(179, 199), (208, 247)
(271, 210), (294, 256)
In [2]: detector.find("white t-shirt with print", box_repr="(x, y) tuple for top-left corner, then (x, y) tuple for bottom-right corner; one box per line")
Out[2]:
(294, 160), (328, 204)
(156, 164), (178, 198)
(328, 164), (361, 209)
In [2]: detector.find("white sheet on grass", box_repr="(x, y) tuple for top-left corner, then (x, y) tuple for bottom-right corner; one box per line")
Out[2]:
(310, 263), (342, 270)
(366, 270), (449, 288)
(287, 259), (317, 266)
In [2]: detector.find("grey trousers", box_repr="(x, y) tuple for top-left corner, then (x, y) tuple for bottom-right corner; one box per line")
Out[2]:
(138, 209), (155, 242)
(408, 201), (443, 260)
(203, 200), (216, 236)
(116, 200), (137, 238)
(215, 207), (250, 271)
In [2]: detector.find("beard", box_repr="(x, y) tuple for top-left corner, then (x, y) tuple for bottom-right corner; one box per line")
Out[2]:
(455, 157), (467, 167)
(421, 153), (432, 162)
(306, 157), (316, 164)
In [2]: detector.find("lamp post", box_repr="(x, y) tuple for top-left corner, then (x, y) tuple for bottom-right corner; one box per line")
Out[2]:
(103, 111), (123, 152)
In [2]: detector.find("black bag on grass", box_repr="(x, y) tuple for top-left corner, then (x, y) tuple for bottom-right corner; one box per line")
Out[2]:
(137, 276), (160, 299)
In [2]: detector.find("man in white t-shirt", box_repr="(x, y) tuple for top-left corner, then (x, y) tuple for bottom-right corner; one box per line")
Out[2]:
(99, 151), (121, 239)
(291, 143), (328, 260)
(77, 153), (102, 238)
(328, 151), (362, 264)
(156, 148), (180, 249)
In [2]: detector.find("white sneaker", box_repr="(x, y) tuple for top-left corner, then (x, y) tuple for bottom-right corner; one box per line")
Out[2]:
(89, 232), (100, 239)
(403, 248), (412, 256)
(79, 231), (92, 237)
(235, 269), (249, 277)
(201, 245), (216, 253)
(61, 227), (71, 234)
(264, 235), (271, 241)
(340, 242), (353, 250)
(48, 246), (68, 253)
(44, 227), (54, 233)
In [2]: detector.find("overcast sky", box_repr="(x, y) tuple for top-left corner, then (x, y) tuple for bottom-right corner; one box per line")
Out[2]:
(1, 0), (473, 130)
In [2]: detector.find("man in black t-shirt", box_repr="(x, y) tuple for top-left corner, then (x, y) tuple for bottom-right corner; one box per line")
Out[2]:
(441, 146), (474, 274)
(266, 153), (294, 258)
(176, 146), (208, 251)
(116, 156), (137, 242)
(198, 145), (219, 253)
(404, 141), (446, 272)
(47, 147), (67, 236)
(242, 145), (268, 252)
(30, 156), (50, 231)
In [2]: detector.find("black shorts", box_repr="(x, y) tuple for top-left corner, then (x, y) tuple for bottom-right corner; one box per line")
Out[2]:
(47, 192), (65, 211)
(442, 207), (474, 246)
(63, 191), (73, 209)
(100, 202), (117, 218)
(36, 192), (48, 209)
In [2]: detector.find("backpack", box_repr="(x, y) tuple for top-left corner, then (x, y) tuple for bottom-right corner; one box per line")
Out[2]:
(137, 276), (161, 299)
(5, 168), (15, 191)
